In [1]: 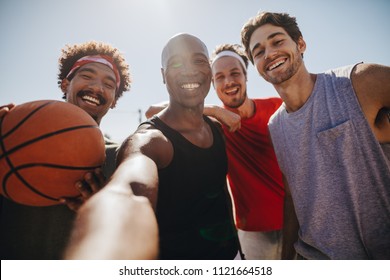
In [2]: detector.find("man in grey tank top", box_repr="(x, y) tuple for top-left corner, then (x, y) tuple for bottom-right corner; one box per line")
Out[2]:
(240, 12), (390, 259)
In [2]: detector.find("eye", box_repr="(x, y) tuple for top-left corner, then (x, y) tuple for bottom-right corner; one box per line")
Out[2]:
(170, 62), (183, 68)
(275, 39), (284, 46)
(168, 59), (183, 69)
(104, 82), (115, 89)
(253, 49), (264, 59)
(81, 74), (92, 79)
(215, 75), (224, 81)
(194, 58), (207, 64)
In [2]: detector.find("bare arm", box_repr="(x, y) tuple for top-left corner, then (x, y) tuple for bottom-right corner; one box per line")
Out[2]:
(145, 101), (168, 119)
(352, 63), (390, 142)
(281, 175), (299, 260)
(64, 127), (167, 259)
(204, 105), (241, 132)
(145, 101), (241, 132)
(64, 183), (158, 259)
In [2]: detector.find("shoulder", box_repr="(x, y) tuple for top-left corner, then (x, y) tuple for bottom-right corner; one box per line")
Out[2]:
(117, 123), (173, 168)
(253, 97), (283, 117)
(351, 63), (390, 100)
(352, 63), (390, 77)
(253, 97), (283, 107)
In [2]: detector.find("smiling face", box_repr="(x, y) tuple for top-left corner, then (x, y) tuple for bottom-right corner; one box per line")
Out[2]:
(249, 24), (306, 85)
(161, 34), (211, 108)
(61, 62), (117, 124)
(212, 56), (247, 109)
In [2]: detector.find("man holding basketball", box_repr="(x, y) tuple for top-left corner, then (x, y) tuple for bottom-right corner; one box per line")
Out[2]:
(0, 41), (138, 259)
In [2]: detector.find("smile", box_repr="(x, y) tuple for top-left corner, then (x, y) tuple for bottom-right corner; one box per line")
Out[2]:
(181, 83), (200, 90)
(80, 93), (101, 106)
(267, 58), (287, 71)
(225, 86), (239, 96)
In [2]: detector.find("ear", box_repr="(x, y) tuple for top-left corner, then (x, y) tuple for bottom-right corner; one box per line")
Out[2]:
(161, 68), (166, 84)
(297, 36), (306, 55)
(61, 79), (70, 93)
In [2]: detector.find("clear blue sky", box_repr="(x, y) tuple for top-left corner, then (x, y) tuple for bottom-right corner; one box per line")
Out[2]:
(1, 0), (389, 142)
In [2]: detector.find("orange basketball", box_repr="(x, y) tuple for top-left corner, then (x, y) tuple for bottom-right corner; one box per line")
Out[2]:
(0, 100), (106, 206)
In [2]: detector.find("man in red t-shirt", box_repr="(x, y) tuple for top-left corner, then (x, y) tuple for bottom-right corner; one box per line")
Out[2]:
(206, 44), (284, 259)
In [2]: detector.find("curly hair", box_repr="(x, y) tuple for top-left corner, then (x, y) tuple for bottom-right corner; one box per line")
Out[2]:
(210, 44), (249, 73)
(241, 12), (303, 64)
(57, 41), (131, 101)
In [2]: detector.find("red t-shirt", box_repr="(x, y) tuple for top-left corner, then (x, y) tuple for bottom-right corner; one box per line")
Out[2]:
(223, 98), (284, 231)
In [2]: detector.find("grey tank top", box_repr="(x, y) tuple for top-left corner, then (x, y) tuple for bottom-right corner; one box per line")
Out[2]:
(268, 64), (390, 259)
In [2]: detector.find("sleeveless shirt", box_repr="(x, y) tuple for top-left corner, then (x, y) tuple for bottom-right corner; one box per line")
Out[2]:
(145, 116), (238, 260)
(268, 64), (390, 259)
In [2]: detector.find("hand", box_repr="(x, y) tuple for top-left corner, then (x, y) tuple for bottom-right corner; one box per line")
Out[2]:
(61, 168), (106, 211)
(215, 108), (241, 132)
(0, 103), (16, 118)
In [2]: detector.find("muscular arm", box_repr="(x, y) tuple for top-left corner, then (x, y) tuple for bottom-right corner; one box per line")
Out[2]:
(203, 105), (241, 132)
(64, 126), (170, 259)
(145, 101), (241, 132)
(352, 63), (390, 143)
(145, 101), (168, 119)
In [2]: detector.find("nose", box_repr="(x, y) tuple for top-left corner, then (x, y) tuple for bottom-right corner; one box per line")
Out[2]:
(88, 79), (104, 93)
(264, 47), (278, 60)
(225, 75), (235, 86)
(181, 61), (198, 76)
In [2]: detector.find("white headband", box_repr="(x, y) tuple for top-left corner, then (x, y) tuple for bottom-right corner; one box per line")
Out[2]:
(211, 50), (247, 70)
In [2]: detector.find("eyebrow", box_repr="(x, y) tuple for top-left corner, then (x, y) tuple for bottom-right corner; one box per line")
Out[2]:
(78, 67), (116, 84)
(251, 31), (286, 54)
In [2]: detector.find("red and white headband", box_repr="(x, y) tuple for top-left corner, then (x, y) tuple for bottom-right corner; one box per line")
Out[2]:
(66, 55), (121, 91)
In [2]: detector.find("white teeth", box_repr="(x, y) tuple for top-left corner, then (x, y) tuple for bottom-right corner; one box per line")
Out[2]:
(269, 60), (285, 70)
(226, 87), (239, 95)
(181, 83), (200, 90)
(82, 95), (100, 105)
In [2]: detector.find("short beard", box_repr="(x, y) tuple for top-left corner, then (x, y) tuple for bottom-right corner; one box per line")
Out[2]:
(263, 49), (303, 85)
(225, 90), (247, 109)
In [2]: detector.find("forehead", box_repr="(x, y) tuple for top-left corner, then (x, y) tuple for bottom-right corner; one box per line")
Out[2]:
(162, 35), (208, 64)
(249, 24), (288, 48)
(77, 62), (115, 77)
(212, 56), (243, 74)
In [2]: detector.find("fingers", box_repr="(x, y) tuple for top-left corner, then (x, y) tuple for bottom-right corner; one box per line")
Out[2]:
(61, 168), (107, 212)
(76, 168), (107, 198)
(84, 168), (106, 193)
(60, 196), (84, 212)
(0, 103), (16, 118)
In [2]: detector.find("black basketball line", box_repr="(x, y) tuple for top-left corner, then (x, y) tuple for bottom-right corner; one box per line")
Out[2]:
(0, 100), (56, 140)
(0, 101), (56, 202)
(0, 124), (99, 161)
(2, 162), (101, 202)
(1, 125), (100, 201)
(0, 101), (102, 205)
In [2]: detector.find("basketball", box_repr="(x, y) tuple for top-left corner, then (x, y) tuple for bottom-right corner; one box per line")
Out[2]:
(0, 100), (106, 206)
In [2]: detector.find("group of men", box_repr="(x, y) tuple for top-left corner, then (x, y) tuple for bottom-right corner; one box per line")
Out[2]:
(1, 11), (389, 260)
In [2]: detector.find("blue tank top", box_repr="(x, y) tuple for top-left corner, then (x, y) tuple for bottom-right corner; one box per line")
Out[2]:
(145, 116), (238, 260)
(269, 64), (390, 259)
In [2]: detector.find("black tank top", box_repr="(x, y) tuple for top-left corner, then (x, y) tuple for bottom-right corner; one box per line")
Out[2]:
(144, 116), (238, 260)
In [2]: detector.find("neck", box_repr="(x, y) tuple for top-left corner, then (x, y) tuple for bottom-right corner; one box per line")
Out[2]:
(273, 66), (316, 113)
(232, 98), (255, 119)
(162, 103), (205, 131)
